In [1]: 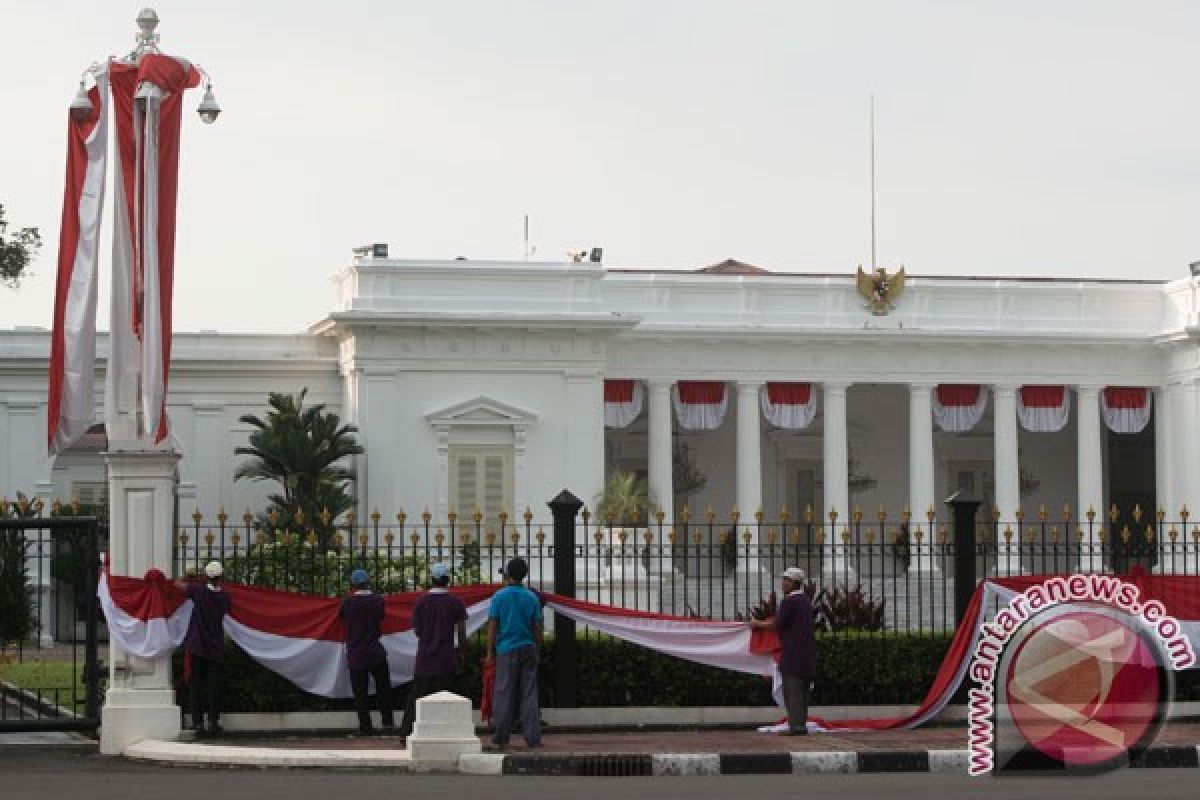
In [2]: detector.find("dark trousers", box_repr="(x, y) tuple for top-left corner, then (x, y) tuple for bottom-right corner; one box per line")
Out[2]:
(399, 673), (453, 737)
(189, 655), (221, 732)
(491, 644), (541, 746)
(782, 673), (811, 733)
(349, 660), (395, 731)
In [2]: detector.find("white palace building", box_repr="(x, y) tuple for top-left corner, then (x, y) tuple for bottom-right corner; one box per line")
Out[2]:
(3, 250), (1200, 590)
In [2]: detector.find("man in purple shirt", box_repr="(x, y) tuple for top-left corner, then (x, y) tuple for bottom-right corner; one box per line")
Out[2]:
(340, 568), (395, 734)
(399, 562), (467, 738)
(751, 566), (816, 735)
(176, 561), (231, 737)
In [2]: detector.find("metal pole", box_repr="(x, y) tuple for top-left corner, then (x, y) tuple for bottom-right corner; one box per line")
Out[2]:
(946, 490), (981, 628)
(548, 489), (582, 707)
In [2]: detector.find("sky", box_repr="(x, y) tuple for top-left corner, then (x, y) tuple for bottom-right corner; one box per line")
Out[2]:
(1, 0), (1198, 333)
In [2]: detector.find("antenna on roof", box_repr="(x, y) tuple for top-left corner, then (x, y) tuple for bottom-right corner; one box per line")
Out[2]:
(869, 94), (877, 271)
(523, 214), (536, 260)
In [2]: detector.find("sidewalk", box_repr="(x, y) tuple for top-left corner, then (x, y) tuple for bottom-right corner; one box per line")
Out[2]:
(119, 722), (1200, 775)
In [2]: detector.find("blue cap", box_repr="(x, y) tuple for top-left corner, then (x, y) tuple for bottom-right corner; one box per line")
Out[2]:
(350, 568), (369, 586)
(431, 563), (451, 580)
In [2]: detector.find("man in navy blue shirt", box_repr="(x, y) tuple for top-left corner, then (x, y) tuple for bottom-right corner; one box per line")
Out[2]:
(340, 568), (395, 735)
(486, 557), (543, 749)
(399, 562), (467, 737)
(751, 566), (816, 735)
(176, 561), (231, 737)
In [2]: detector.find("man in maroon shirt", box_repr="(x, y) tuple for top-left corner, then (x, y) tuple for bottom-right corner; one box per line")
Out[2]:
(751, 567), (816, 735)
(340, 568), (395, 735)
(399, 562), (467, 738)
(175, 561), (231, 737)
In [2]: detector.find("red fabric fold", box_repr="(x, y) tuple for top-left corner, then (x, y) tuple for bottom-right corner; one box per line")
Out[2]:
(604, 380), (636, 403)
(935, 384), (981, 406)
(1020, 385), (1065, 407)
(765, 382), (812, 405)
(676, 381), (726, 404)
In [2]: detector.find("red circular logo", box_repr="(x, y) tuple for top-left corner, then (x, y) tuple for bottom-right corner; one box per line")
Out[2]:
(1005, 609), (1161, 766)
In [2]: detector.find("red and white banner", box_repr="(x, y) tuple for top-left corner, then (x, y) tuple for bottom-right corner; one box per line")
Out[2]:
(932, 385), (987, 433)
(1017, 385), (1070, 433)
(48, 70), (109, 455)
(101, 568), (1198, 727)
(673, 381), (728, 430)
(1102, 387), (1152, 435)
(105, 55), (200, 443)
(603, 380), (644, 429)
(100, 570), (775, 698)
(760, 382), (817, 430)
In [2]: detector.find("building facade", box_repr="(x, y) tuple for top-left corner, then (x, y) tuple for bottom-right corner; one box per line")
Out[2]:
(4, 254), (1200, 594)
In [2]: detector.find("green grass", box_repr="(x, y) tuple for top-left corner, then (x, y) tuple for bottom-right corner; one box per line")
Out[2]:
(0, 660), (86, 712)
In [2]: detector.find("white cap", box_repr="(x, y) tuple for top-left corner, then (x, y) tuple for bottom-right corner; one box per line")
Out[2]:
(204, 561), (223, 579)
(782, 567), (806, 582)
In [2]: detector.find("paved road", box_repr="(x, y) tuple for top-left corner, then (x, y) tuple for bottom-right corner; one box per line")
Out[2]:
(1, 749), (1198, 799)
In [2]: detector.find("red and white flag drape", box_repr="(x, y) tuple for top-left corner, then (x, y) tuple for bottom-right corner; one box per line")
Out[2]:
(931, 384), (987, 433)
(603, 380), (644, 429)
(760, 382), (817, 429)
(1017, 385), (1070, 432)
(51, 55), (199, 453)
(1102, 387), (1152, 435)
(673, 381), (728, 430)
(107, 55), (200, 443)
(48, 70), (109, 454)
(100, 568), (1198, 728)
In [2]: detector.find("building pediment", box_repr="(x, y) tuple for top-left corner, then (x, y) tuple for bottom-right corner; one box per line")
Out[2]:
(425, 396), (538, 430)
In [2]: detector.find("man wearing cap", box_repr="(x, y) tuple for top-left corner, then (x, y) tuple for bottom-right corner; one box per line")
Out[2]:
(750, 567), (816, 735)
(486, 556), (543, 749)
(340, 568), (395, 735)
(175, 561), (231, 736)
(399, 563), (468, 738)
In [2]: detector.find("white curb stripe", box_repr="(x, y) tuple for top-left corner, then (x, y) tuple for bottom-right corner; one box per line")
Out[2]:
(458, 753), (505, 775)
(791, 751), (857, 773)
(652, 753), (721, 776)
(927, 749), (970, 773)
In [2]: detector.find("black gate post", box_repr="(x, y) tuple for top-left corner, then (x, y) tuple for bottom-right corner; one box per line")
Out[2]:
(83, 519), (101, 721)
(548, 489), (582, 708)
(945, 490), (981, 628)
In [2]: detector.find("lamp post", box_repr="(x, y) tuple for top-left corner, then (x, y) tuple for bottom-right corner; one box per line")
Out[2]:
(54, 7), (221, 755)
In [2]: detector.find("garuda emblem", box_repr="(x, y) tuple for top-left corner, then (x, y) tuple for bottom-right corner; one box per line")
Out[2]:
(856, 266), (906, 315)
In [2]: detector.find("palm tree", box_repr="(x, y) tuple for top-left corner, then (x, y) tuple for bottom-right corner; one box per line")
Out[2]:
(595, 471), (655, 528)
(234, 389), (363, 545)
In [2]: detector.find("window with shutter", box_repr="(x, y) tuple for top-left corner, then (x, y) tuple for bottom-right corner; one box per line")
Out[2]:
(450, 446), (513, 531)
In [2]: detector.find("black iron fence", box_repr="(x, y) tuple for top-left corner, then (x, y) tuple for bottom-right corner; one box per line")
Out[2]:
(0, 511), (103, 732)
(172, 498), (1200, 639)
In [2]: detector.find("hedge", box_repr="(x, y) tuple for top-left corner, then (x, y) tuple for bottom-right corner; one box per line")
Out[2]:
(174, 633), (962, 712)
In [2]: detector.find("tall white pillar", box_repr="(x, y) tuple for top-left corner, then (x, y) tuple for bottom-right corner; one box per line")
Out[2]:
(908, 383), (938, 573)
(647, 381), (674, 529)
(1077, 385), (1104, 572)
(735, 381), (764, 574)
(992, 384), (1021, 575)
(1181, 380), (1200, 573)
(822, 382), (852, 580)
(100, 444), (182, 755)
(565, 371), (605, 510)
(1154, 386), (1173, 573)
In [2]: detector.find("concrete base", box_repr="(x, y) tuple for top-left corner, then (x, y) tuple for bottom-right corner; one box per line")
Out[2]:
(99, 688), (181, 755)
(407, 691), (481, 771)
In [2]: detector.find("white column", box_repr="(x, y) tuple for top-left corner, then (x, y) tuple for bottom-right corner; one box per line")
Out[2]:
(1181, 380), (1200, 573)
(565, 371), (605, 511)
(822, 382), (852, 580)
(1154, 386), (1173, 573)
(1076, 385), (1104, 572)
(908, 383), (938, 573)
(647, 381), (674, 530)
(100, 444), (182, 755)
(735, 381), (764, 574)
(992, 384), (1022, 575)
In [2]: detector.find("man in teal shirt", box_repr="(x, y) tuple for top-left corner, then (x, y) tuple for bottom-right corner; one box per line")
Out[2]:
(486, 557), (543, 748)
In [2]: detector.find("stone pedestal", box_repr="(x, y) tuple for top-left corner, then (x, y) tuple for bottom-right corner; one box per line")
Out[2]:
(99, 444), (181, 755)
(407, 691), (481, 771)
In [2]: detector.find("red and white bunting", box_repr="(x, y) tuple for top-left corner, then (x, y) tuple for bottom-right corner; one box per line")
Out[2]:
(932, 384), (987, 433)
(603, 380), (644, 429)
(1017, 385), (1070, 432)
(760, 382), (817, 429)
(672, 381), (728, 430)
(48, 70), (109, 455)
(1102, 387), (1152, 435)
(106, 55), (200, 444)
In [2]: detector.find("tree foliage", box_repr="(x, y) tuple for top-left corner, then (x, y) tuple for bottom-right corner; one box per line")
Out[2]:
(234, 389), (364, 546)
(0, 204), (42, 289)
